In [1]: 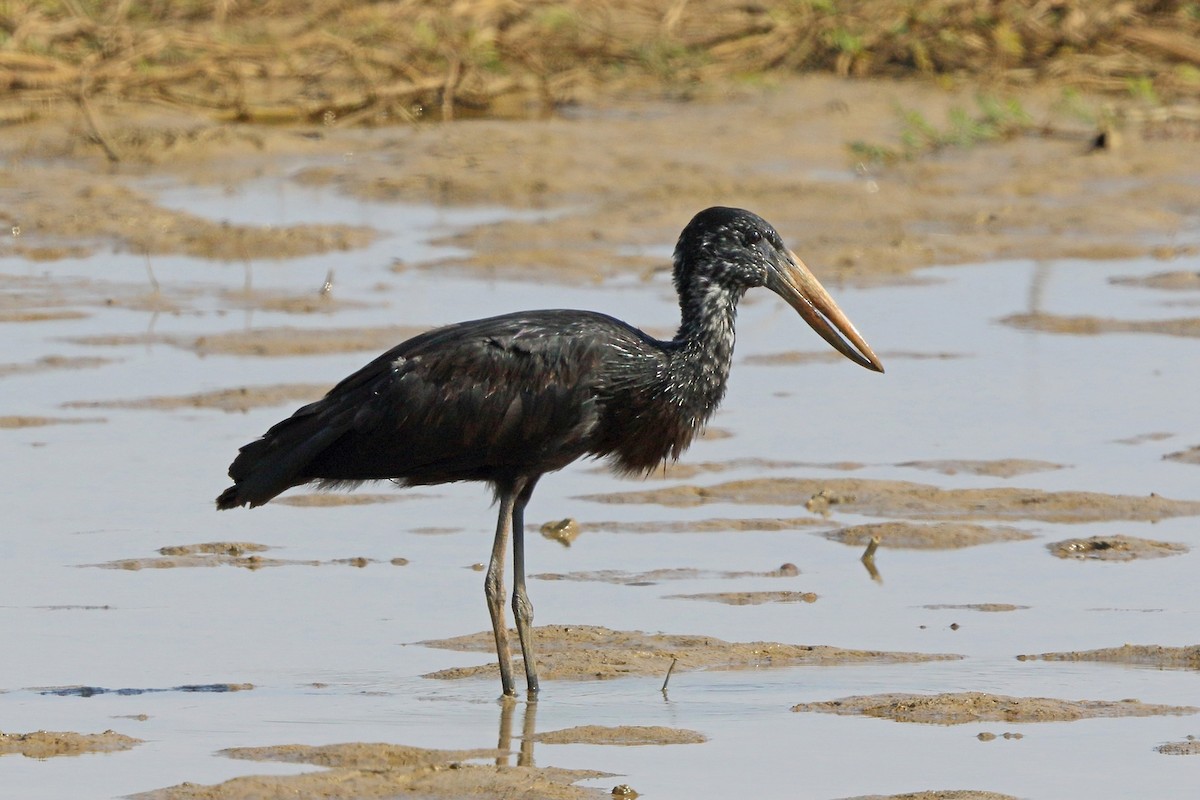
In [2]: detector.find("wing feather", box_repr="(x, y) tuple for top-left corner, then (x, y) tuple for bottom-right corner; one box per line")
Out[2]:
(218, 311), (648, 508)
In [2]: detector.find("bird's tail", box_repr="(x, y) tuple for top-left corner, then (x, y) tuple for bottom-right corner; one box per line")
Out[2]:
(215, 407), (346, 510)
(215, 484), (244, 510)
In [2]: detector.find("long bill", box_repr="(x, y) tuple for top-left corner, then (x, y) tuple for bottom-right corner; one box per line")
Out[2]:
(765, 249), (884, 373)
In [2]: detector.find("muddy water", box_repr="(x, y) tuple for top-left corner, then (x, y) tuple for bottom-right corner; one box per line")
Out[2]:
(2, 176), (1199, 799)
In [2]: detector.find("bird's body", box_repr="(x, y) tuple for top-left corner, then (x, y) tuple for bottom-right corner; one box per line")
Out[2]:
(218, 308), (719, 508)
(217, 207), (883, 698)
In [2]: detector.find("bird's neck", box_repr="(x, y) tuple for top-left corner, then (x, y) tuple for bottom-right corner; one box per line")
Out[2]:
(595, 276), (744, 475)
(669, 281), (743, 421)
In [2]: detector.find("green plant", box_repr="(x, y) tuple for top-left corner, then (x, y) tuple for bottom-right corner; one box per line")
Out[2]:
(849, 94), (1036, 164)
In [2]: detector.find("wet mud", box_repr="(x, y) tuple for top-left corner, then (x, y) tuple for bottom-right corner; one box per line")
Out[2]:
(1047, 534), (1189, 561)
(87, 542), (396, 570)
(540, 518), (582, 546)
(0, 729), (141, 758)
(1164, 445), (1200, 465)
(40, 684), (252, 698)
(2, 169), (376, 262)
(132, 741), (610, 800)
(791, 692), (1198, 724)
(642, 457), (806, 479)
(0, 355), (115, 379)
(838, 792), (1019, 800)
(3, 77), (1197, 291)
(282, 80), (1199, 287)
(922, 604), (1028, 613)
(896, 459), (1066, 478)
(1157, 738), (1200, 755)
(746, 350), (966, 367)
(532, 563), (799, 585)
(823, 522), (1033, 550)
(422, 625), (960, 683)
(532, 725), (706, 746)
(583, 477), (1200, 523)
(274, 492), (425, 507)
(68, 325), (429, 359)
(3, 60), (1200, 800)
(1116, 432), (1176, 445)
(1002, 311), (1200, 338)
(187, 325), (430, 358)
(666, 591), (818, 605)
(1110, 270), (1200, 291)
(0, 415), (104, 429)
(1018, 644), (1200, 670)
(578, 516), (828, 534)
(62, 384), (331, 414)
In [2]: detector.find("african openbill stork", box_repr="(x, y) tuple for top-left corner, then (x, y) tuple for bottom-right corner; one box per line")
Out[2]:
(217, 206), (883, 698)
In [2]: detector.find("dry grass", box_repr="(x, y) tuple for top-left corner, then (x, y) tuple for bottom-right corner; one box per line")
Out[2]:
(0, 1), (1198, 126)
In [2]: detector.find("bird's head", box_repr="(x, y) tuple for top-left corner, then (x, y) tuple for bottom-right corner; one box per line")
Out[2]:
(674, 206), (884, 372)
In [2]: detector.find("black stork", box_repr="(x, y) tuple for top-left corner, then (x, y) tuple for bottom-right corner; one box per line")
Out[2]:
(216, 206), (883, 698)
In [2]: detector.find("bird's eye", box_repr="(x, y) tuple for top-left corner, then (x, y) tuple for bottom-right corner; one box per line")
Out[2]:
(742, 229), (762, 247)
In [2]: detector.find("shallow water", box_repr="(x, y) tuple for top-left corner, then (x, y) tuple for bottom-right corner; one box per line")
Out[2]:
(2, 175), (1199, 798)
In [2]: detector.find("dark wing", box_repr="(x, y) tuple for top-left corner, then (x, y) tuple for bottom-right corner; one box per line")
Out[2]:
(216, 311), (631, 509)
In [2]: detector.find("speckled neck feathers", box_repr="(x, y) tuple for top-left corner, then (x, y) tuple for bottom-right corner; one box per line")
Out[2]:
(668, 254), (743, 428)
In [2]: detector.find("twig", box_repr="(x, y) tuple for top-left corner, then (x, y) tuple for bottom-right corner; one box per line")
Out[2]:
(660, 656), (677, 694)
(860, 535), (882, 583)
(861, 535), (880, 561)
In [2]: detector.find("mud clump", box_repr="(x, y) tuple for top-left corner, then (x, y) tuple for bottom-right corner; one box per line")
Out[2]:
(0, 415), (105, 428)
(3, 178), (376, 261)
(88, 542), (384, 570)
(0, 729), (141, 758)
(645, 457), (804, 479)
(1157, 737), (1200, 755)
(0, 309), (88, 322)
(825, 521), (1033, 549)
(62, 384), (330, 414)
(157, 543), (265, 557)
(541, 517), (581, 546)
(1047, 534), (1188, 561)
(42, 684), (252, 698)
(532, 564), (799, 585)
(275, 492), (419, 507)
(132, 741), (610, 800)
(1110, 271), (1200, 291)
(582, 516), (827, 534)
(1017, 644), (1200, 670)
(1164, 445), (1200, 465)
(791, 691), (1198, 724)
(838, 792), (1019, 800)
(89, 541), (278, 570)
(0, 355), (115, 379)
(422, 625), (960, 682)
(898, 459), (1066, 478)
(1002, 312), (1200, 339)
(923, 604), (1028, 613)
(533, 726), (707, 746)
(584, 477), (1200, 524)
(186, 325), (427, 358)
(666, 591), (818, 605)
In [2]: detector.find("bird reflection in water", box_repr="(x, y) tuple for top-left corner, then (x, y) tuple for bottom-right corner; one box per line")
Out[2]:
(496, 699), (538, 767)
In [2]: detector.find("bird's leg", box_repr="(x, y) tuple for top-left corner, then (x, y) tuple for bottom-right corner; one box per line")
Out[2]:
(486, 485), (518, 697)
(511, 477), (539, 697)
